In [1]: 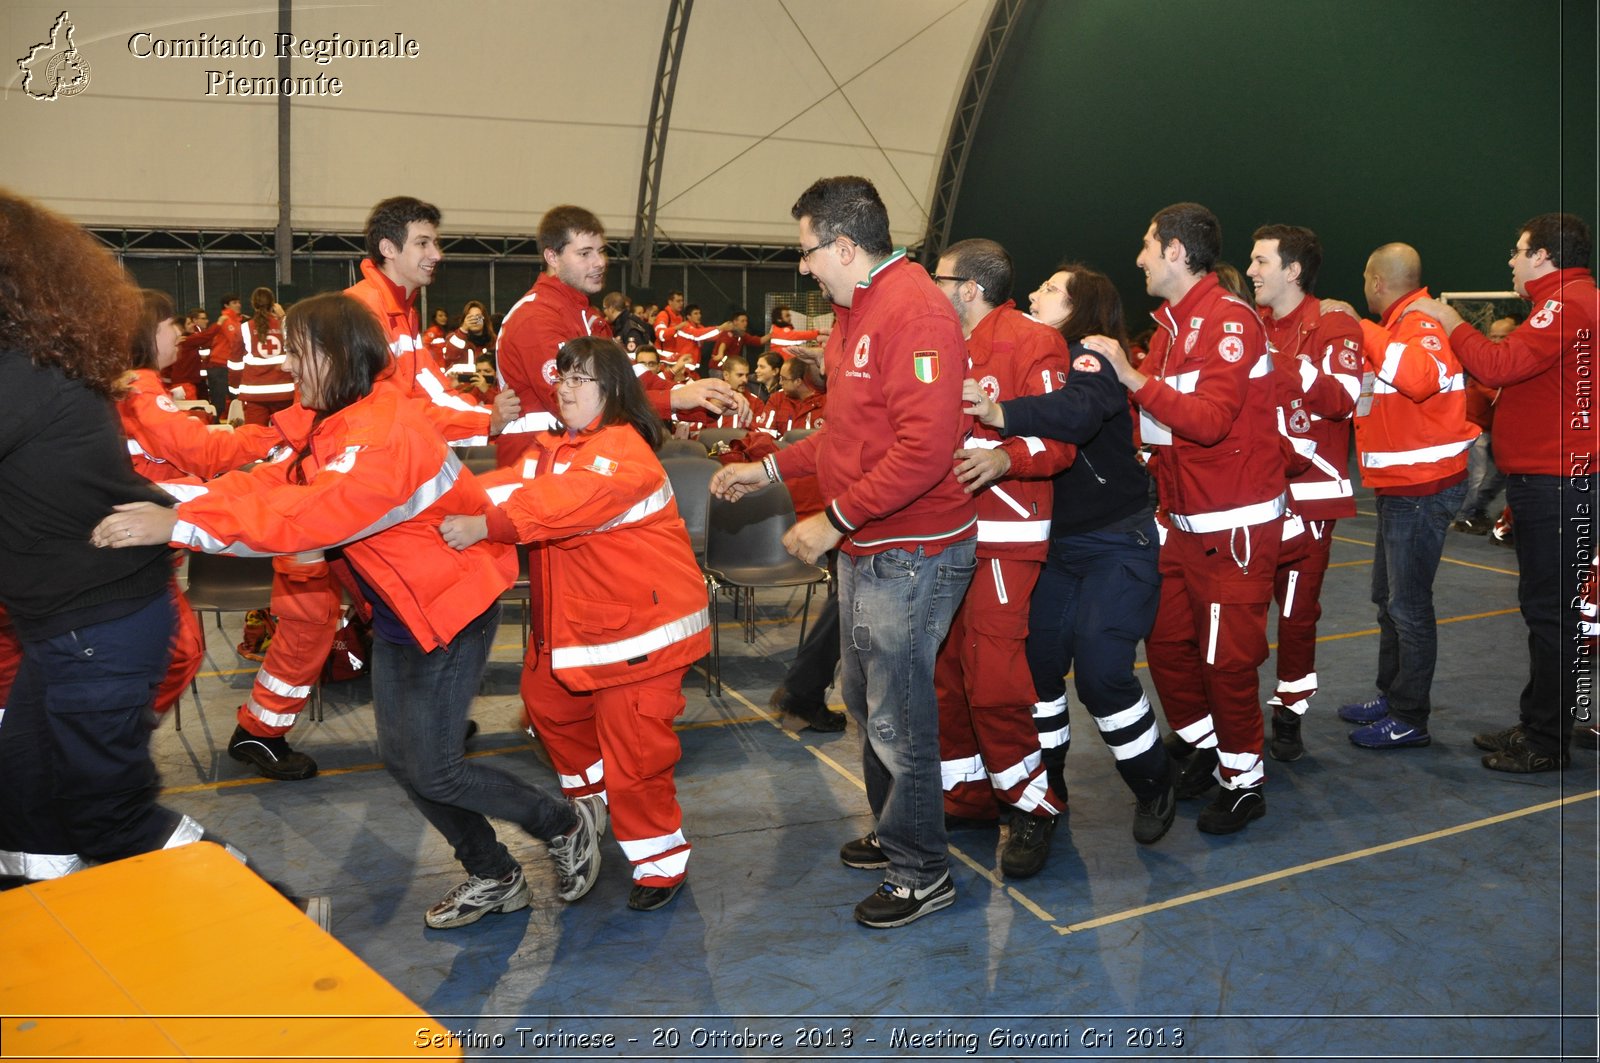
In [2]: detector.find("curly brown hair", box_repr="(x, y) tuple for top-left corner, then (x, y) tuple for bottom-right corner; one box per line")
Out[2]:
(0, 189), (139, 395)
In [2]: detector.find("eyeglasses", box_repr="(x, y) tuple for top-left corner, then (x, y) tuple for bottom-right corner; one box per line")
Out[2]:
(557, 373), (597, 388)
(930, 274), (986, 294)
(798, 236), (839, 262)
(1509, 246), (1535, 258)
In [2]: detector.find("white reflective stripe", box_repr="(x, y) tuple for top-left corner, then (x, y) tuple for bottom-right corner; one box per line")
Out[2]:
(1282, 569), (1300, 618)
(558, 770), (585, 789)
(1175, 716), (1216, 746)
(127, 439), (161, 461)
(1290, 477), (1354, 501)
(960, 436), (1004, 450)
(1205, 603), (1220, 665)
(1361, 436), (1477, 470)
(257, 669), (312, 700)
(227, 358), (246, 371)
(238, 382), (296, 396)
(770, 336), (808, 347)
(444, 356), (475, 375)
(1281, 511), (1305, 544)
(0, 849), (86, 879)
(448, 334), (467, 348)
(617, 829), (688, 863)
(990, 749), (1042, 792)
(1379, 341), (1408, 383)
(414, 365), (487, 415)
(1331, 368), (1362, 401)
(1218, 750), (1265, 789)
(499, 410), (562, 435)
(990, 557), (1008, 606)
(163, 814), (205, 849)
(500, 291), (539, 331)
(245, 697), (301, 728)
(1139, 409), (1173, 446)
(1444, 371), (1464, 393)
(584, 758), (604, 785)
(1032, 695), (1065, 719)
(1163, 368), (1201, 394)
(158, 482), (208, 502)
(1248, 353), (1273, 379)
(1094, 694), (1153, 734)
(987, 484), (1029, 519)
(550, 607), (709, 671)
(1277, 672), (1318, 694)
(242, 353), (287, 366)
(589, 481), (674, 535)
(1039, 367), (1056, 394)
(1106, 720), (1159, 762)
(1011, 775), (1059, 816)
(1019, 435), (1046, 455)
(975, 519), (1051, 544)
(941, 754), (987, 789)
(176, 448), (463, 557)
(630, 849), (690, 882)
(486, 482), (522, 505)
(1168, 493), (1285, 534)
(1297, 358), (1319, 392)
(391, 332), (420, 354)
(1037, 724), (1070, 749)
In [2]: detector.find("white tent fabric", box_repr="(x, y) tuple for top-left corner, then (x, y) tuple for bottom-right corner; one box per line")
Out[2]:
(2, 0), (991, 245)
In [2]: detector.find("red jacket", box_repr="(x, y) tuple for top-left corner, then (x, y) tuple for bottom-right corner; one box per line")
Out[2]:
(237, 314), (295, 405)
(484, 421), (709, 690)
(773, 252), (976, 555)
(495, 272), (614, 466)
(436, 327), (492, 375)
(1353, 287), (1478, 490)
(759, 389), (826, 435)
(1446, 267), (1599, 476)
(345, 261), (495, 446)
(168, 380), (515, 648)
(217, 307), (245, 398)
(771, 325), (821, 351)
(118, 369), (277, 484)
(1261, 295), (1361, 519)
(964, 302), (1074, 560)
(1134, 272), (1286, 532)
(168, 322), (220, 399)
(654, 307), (695, 357)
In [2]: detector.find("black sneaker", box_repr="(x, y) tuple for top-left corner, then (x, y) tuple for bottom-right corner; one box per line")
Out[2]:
(1000, 813), (1057, 878)
(1162, 731), (1195, 760)
(770, 684), (846, 733)
(1132, 784), (1177, 845)
(1174, 745), (1219, 799)
(1268, 707), (1305, 762)
(1473, 723), (1524, 752)
(839, 831), (889, 869)
(1451, 516), (1492, 535)
(1196, 785), (1265, 835)
(854, 873), (955, 928)
(627, 879), (684, 911)
(228, 724), (317, 781)
(1482, 737), (1569, 774)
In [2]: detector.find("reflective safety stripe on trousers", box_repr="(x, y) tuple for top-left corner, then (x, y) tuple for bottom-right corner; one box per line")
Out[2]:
(617, 829), (689, 882)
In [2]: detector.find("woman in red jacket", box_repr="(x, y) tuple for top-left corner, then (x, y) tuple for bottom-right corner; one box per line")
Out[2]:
(95, 293), (601, 929)
(442, 337), (710, 912)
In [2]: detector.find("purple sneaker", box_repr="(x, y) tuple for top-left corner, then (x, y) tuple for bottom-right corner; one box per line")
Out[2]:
(1337, 693), (1389, 724)
(1349, 715), (1431, 749)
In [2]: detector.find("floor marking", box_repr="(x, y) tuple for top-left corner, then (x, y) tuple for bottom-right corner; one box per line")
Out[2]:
(1052, 789), (1600, 936)
(1325, 559), (1373, 568)
(1311, 607), (1520, 645)
(1332, 534), (1518, 576)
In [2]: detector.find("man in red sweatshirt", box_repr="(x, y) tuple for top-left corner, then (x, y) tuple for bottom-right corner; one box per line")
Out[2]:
(1409, 213), (1599, 771)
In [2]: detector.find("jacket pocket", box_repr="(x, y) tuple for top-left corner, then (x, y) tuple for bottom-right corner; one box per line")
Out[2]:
(563, 597), (631, 638)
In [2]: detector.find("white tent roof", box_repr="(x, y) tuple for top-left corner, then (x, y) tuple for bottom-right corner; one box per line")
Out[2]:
(2, 0), (993, 246)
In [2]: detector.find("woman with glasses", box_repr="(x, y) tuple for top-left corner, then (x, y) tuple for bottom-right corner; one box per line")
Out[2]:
(441, 336), (709, 913)
(95, 292), (602, 929)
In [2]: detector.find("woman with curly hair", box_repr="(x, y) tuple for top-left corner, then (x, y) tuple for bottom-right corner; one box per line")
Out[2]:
(0, 189), (229, 881)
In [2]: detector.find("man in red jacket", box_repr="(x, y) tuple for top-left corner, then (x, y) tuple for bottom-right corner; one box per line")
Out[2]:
(930, 238), (1072, 877)
(1409, 213), (1600, 771)
(1090, 202), (1287, 835)
(1246, 225), (1361, 760)
(712, 176), (976, 927)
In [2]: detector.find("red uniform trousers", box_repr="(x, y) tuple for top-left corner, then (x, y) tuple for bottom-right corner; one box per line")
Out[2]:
(1147, 521), (1280, 789)
(236, 558), (339, 738)
(153, 581), (203, 718)
(0, 604), (19, 705)
(241, 398), (293, 427)
(520, 651), (691, 888)
(1271, 517), (1336, 715)
(936, 557), (1063, 820)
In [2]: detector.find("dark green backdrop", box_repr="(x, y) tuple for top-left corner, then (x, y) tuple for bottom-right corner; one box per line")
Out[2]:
(950, 0), (1598, 319)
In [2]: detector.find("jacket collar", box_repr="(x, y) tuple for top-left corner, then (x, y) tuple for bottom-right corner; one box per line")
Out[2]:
(358, 259), (417, 326)
(1380, 287), (1430, 329)
(536, 271), (595, 316)
(1526, 267), (1591, 301)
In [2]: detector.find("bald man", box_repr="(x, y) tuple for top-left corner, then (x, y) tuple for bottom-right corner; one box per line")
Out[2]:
(1322, 244), (1478, 750)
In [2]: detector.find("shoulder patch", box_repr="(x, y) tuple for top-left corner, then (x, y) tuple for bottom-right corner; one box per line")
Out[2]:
(1072, 354), (1100, 373)
(156, 395), (180, 414)
(1530, 307), (1555, 329)
(1418, 319), (1438, 330)
(587, 455), (618, 476)
(1420, 335), (1441, 351)
(912, 351), (939, 383)
(1339, 349), (1359, 371)
(1218, 336), (1245, 363)
(1343, 337), (1359, 350)
(1222, 321), (1244, 334)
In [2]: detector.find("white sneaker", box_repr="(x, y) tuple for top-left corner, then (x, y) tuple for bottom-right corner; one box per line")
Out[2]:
(548, 798), (601, 902)
(578, 793), (609, 839)
(424, 867), (529, 929)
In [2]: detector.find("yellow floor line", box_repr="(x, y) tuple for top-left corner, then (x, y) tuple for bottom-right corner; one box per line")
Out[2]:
(1325, 559), (1373, 568)
(1053, 789), (1600, 936)
(1332, 533), (1516, 576)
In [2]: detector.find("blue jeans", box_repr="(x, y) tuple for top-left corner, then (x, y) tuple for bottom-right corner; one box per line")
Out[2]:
(1506, 474), (1593, 755)
(838, 540), (976, 890)
(0, 591), (188, 873)
(1371, 482), (1466, 726)
(371, 604), (574, 880)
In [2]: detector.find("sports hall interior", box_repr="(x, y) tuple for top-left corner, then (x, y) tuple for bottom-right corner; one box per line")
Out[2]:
(2, 1), (1597, 1060)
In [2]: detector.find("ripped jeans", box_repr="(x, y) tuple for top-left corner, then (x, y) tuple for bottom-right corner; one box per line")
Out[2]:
(838, 539), (976, 889)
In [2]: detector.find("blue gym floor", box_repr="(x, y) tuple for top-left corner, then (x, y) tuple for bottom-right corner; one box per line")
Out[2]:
(150, 488), (1599, 1062)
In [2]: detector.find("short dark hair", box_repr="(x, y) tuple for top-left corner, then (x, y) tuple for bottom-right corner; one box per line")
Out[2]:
(1057, 263), (1129, 350)
(1521, 212), (1592, 270)
(758, 351), (784, 374)
(220, 292), (239, 308)
(1152, 202), (1221, 276)
(365, 196), (441, 267)
(130, 289), (176, 370)
(538, 205), (604, 257)
(1252, 223), (1323, 294)
(941, 238), (1013, 306)
(601, 291), (628, 313)
(685, 303), (701, 318)
(282, 293), (392, 413)
(770, 305), (790, 326)
(791, 176), (892, 257)
(557, 336), (663, 449)
(186, 306), (206, 321)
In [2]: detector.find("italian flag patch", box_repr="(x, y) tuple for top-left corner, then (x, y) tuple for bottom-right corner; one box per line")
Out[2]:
(913, 351), (939, 383)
